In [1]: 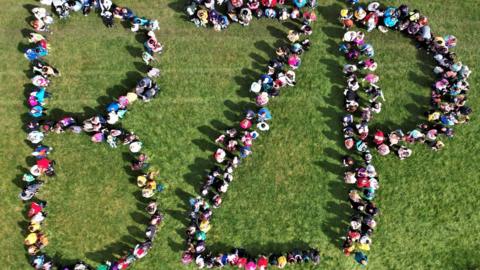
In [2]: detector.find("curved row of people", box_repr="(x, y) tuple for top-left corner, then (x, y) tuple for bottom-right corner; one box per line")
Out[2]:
(185, 0), (317, 30)
(338, 1), (472, 266)
(21, 2), (165, 269)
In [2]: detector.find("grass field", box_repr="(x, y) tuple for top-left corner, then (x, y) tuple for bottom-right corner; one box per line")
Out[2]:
(0, 0), (479, 269)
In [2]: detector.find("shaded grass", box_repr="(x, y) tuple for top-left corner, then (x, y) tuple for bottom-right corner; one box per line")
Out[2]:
(0, 0), (479, 269)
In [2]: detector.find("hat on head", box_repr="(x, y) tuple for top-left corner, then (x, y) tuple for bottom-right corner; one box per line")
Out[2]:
(354, 7), (367, 20)
(367, 2), (380, 12)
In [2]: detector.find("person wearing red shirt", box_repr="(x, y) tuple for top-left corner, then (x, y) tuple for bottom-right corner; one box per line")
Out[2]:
(257, 256), (268, 269)
(237, 256), (248, 268)
(28, 202), (45, 218)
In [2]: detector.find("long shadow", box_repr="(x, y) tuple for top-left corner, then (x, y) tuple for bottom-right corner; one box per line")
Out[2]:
(166, 188), (196, 252)
(167, 1), (189, 20)
(80, 125), (151, 264)
(22, 4), (37, 26)
(234, 68), (261, 98)
(183, 156), (214, 191)
(316, 0), (445, 253)
(209, 240), (311, 258)
(16, 3), (162, 266)
(316, 2), (354, 249)
(233, 33), (290, 99)
(126, 45), (143, 58)
(18, 29), (36, 54)
(223, 99), (252, 122)
(169, 16), (320, 257)
(369, 36), (434, 132)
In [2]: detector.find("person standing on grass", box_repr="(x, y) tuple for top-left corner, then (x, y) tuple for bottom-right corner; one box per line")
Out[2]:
(354, 251), (368, 266)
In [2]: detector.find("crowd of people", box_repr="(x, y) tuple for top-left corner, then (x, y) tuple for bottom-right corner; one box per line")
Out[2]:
(338, 1), (472, 266)
(21, 1), (165, 269)
(185, 0), (317, 30)
(18, 0), (473, 268)
(181, 7), (322, 269)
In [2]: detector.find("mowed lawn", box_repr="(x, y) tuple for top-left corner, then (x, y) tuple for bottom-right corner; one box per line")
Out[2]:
(0, 0), (479, 269)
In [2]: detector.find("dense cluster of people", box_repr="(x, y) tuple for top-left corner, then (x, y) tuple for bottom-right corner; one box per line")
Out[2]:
(185, 0), (317, 30)
(181, 11), (321, 269)
(338, 1), (472, 266)
(21, 2), (165, 269)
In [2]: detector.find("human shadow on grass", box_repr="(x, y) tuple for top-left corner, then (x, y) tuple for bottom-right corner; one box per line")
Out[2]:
(22, 68), (143, 125)
(233, 23), (299, 99)
(82, 188), (150, 264)
(266, 26), (292, 49)
(234, 68), (260, 98)
(126, 45), (144, 58)
(209, 240), (311, 257)
(446, 248), (480, 270)
(319, 1), (436, 131)
(14, 146), (153, 265)
(368, 35), (433, 132)
(84, 242), (132, 264)
(317, 1), (445, 253)
(234, 37), (286, 99)
(22, 4), (37, 24)
(16, 7), (164, 266)
(165, 188), (197, 252)
(80, 163), (153, 264)
(39, 236), (135, 267)
(169, 15), (326, 257)
(167, 1), (190, 21)
(316, 2), (354, 249)
(12, 166), (30, 190)
(18, 29), (37, 54)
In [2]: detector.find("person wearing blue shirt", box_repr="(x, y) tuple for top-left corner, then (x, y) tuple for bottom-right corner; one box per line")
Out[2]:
(25, 46), (48, 61)
(34, 88), (49, 104)
(354, 252), (368, 266)
(106, 102), (120, 113)
(30, 105), (45, 118)
(257, 108), (272, 122)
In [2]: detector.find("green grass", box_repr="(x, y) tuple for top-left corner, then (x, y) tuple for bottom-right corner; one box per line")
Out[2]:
(0, 0), (479, 269)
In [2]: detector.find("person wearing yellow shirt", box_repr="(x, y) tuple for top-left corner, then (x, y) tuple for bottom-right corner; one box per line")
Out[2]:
(28, 222), (41, 233)
(24, 232), (38, 246)
(199, 220), (211, 233)
(277, 255), (287, 268)
(146, 180), (157, 191)
(137, 175), (147, 187)
(356, 242), (370, 252)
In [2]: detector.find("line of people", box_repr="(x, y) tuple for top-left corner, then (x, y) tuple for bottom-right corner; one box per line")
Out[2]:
(338, 1), (472, 266)
(21, 2), (165, 270)
(182, 11), (320, 269)
(185, 0), (317, 31)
